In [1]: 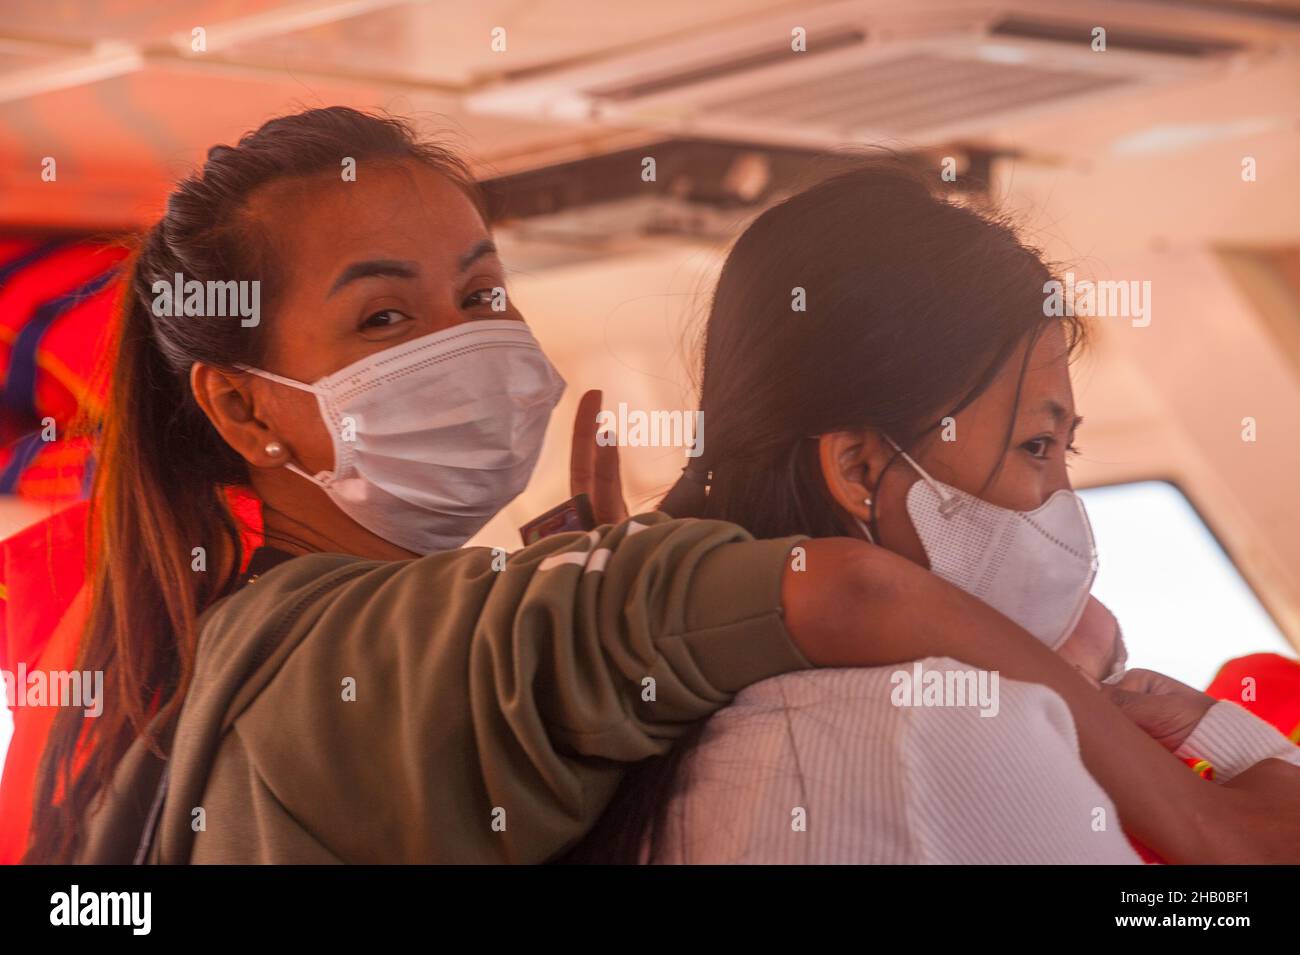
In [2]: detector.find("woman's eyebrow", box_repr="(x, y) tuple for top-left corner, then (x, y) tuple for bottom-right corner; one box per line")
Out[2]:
(327, 259), (419, 297)
(1035, 399), (1080, 429)
(459, 238), (497, 272)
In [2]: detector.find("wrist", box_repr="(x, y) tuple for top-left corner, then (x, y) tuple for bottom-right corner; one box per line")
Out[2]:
(1176, 700), (1298, 780)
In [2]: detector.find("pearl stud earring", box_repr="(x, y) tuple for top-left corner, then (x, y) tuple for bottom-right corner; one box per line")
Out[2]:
(265, 441), (285, 458)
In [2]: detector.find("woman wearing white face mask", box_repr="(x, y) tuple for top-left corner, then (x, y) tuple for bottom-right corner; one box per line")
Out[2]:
(566, 161), (1300, 864)
(21, 111), (1299, 866)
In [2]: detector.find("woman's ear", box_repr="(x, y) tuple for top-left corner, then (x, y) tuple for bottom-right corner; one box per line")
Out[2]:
(816, 429), (897, 523)
(190, 362), (285, 469)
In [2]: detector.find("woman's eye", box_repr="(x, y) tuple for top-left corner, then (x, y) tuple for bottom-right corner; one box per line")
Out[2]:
(1021, 437), (1082, 461)
(1022, 437), (1052, 459)
(360, 308), (412, 330)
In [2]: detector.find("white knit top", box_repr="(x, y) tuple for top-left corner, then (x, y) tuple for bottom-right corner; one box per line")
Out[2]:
(655, 660), (1300, 864)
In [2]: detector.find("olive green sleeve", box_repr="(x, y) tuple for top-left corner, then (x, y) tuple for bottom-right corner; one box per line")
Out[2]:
(211, 513), (812, 863)
(463, 513), (814, 860)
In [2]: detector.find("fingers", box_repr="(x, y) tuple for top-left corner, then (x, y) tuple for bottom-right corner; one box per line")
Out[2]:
(1101, 673), (1216, 752)
(570, 389), (602, 498)
(1110, 667), (1169, 694)
(570, 388), (629, 523)
(593, 426), (629, 523)
(1113, 667), (1201, 698)
(1100, 685), (1141, 709)
(1100, 686), (1190, 751)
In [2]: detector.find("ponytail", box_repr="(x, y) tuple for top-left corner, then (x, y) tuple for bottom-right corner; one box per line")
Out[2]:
(25, 252), (247, 863)
(24, 107), (481, 862)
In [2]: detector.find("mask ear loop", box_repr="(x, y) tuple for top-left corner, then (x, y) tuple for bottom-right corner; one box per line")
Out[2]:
(235, 364), (334, 488)
(234, 363), (325, 395)
(883, 434), (964, 518)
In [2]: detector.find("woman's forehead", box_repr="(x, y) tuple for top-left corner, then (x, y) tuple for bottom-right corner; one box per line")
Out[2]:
(959, 325), (1075, 426)
(247, 163), (487, 272)
(1015, 325), (1076, 416)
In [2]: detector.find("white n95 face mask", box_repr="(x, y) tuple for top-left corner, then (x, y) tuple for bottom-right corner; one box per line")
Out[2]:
(240, 319), (565, 554)
(885, 438), (1099, 649)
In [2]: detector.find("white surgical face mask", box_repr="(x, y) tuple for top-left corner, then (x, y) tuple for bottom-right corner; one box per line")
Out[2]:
(880, 438), (1099, 649)
(240, 319), (565, 554)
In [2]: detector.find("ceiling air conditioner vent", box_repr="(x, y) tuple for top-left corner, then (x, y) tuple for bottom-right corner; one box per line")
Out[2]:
(697, 50), (1128, 138)
(466, 2), (1264, 149)
(989, 15), (1243, 58)
(588, 26), (868, 102)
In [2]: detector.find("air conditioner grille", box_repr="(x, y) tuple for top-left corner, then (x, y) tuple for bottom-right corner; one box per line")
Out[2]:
(586, 26), (868, 102)
(990, 16), (1242, 57)
(701, 52), (1132, 135)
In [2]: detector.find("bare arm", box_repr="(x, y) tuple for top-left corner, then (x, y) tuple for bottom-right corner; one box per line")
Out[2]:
(780, 537), (1298, 864)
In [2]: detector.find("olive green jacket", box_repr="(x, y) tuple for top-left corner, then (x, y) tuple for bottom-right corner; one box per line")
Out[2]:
(75, 514), (809, 863)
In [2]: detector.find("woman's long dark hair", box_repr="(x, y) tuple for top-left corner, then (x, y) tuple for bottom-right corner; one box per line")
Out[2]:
(565, 158), (1085, 863)
(26, 107), (481, 863)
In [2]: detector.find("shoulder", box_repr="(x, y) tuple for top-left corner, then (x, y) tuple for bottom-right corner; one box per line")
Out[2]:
(665, 661), (1131, 863)
(722, 658), (1072, 726)
(878, 661), (1132, 863)
(718, 659), (1084, 782)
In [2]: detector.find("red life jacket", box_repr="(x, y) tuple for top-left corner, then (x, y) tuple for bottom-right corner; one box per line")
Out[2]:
(0, 492), (262, 863)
